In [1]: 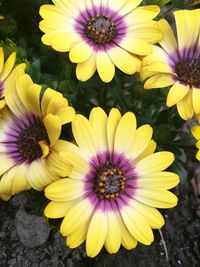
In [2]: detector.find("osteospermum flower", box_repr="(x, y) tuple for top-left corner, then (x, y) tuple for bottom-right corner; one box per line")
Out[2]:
(191, 122), (200, 160)
(141, 9), (200, 120)
(0, 73), (75, 200)
(39, 0), (163, 82)
(0, 47), (21, 110)
(44, 107), (179, 257)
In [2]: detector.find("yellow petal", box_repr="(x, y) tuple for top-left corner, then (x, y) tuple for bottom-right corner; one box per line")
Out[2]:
(72, 114), (96, 159)
(66, 222), (88, 248)
(39, 4), (73, 21)
(130, 21), (163, 44)
(105, 211), (121, 254)
(56, 140), (88, 176)
(0, 47), (4, 74)
(89, 107), (108, 152)
(120, 205), (154, 245)
(135, 152), (174, 175)
(76, 51), (96, 81)
(144, 74), (174, 89)
(51, 32), (80, 52)
(130, 199), (165, 229)
(69, 42), (93, 63)
(60, 199), (93, 236)
(96, 51), (115, 82)
(120, 37), (152, 56)
(123, 4), (159, 19)
(39, 141), (50, 158)
(4, 68), (30, 117)
(166, 82), (189, 107)
(44, 201), (76, 218)
(107, 108), (121, 153)
(45, 178), (84, 202)
(0, 99), (6, 110)
(114, 112), (137, 154)
(55, 106), (75, 125)
(127, 124), (153, 160)
(196, 140), (200, 149)
(196, 150), (200, 161)
(43, 114), (61, 146)
(138, 171), (179, 190)
(133, 140), (157, 164)
(41, 88), (65, 116)
(0, 52), (16, 81)
(196, 115), (200, 123)
(46, 148), (72, 177)
(27, 160), (58, 190)
(16, 75), (41, 116)
(135, 188), (178, 208)
(11, 164), (30, 195)
(0, 155), (15, 176)
(108, 0), (128, 12)
(192, 88), (200, 115)
(158, 19), (177, 53)
(86, 209), (107, 258)
(176, 90), (194, 120)
(117, 213), (138, 250)
(174, 10), (200, 52)
(144, 61), (172, 74)
(108, 46), (138, 75)
(191, 125), (200, 140)
(0, 167), (15, 196)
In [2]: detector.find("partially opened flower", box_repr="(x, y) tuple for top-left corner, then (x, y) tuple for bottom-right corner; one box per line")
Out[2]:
(39, 0), (163, 82)
(191, 123), (200, 160)
(0, 73), (75, 200)
(141, 9), (200, 120)
(0, 47), (23, 110)
(45, 107), (179, 257)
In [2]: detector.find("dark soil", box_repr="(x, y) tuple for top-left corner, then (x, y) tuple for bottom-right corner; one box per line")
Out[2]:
(0, 167), (200, 267)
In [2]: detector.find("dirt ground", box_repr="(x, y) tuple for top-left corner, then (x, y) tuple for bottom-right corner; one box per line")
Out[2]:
(0, 165), (200, 267)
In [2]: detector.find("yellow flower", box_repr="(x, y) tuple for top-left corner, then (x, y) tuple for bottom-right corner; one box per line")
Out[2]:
(0, 47), (23, 110)
(0, 16), (4, 20)
(0, 72), (75, 201)
(191, 124), (200, 160)
(44, 107), (179, 258)
(141, 9), (200, 120)
(39, 0), (163, 83)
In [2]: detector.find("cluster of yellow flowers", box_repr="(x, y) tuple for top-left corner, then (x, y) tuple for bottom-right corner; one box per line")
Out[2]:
(0, 0), (199, 258)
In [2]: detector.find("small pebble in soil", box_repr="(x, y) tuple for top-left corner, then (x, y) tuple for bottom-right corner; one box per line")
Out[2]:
(15, 210), (50, 248)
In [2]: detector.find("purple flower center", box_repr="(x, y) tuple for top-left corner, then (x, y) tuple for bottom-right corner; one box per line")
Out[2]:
(5, 114), (49, 164)
(85, 152), (137, 206)
(94, 162), (126, 200)
(175, 57), (200, 87)
(75, 6), (127, 51)
(85, 15), (116, 45)
(17, 122), (49, 162)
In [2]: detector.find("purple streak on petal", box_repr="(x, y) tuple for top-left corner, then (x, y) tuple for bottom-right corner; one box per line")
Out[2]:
(116, 194), (131, 210)
(0, 80), (4, 98)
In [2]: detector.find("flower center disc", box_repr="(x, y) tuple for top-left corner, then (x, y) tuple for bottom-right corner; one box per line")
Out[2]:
(17, 122), (49, 162)
(85, 15), (116, 44)
(175, 58), (200, 87)
(94, 163), (126, 200)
